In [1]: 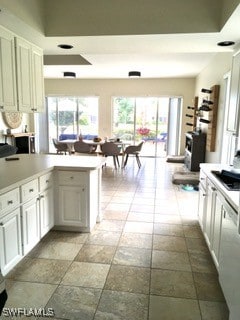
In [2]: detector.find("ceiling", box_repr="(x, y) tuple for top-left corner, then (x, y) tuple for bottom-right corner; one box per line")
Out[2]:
(2, 3), (240, 79)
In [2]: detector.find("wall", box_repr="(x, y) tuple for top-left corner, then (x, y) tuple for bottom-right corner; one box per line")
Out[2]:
(0, 113), (33, 144)
(45, 78), (196, 154)
(195, 52), (233, 163)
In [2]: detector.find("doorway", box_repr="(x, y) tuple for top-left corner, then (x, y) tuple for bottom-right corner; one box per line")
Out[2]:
(112, 96), (182, 157)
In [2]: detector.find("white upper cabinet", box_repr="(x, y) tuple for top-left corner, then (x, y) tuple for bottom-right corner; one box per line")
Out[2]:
(0, 25), (44, 113)
(227, 51), (240, 132)
(15, 37), (45, 113)
(0, 26), (18, 112)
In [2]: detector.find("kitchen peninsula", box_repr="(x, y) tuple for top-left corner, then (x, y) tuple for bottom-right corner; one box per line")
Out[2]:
(0, 154), (105, 276)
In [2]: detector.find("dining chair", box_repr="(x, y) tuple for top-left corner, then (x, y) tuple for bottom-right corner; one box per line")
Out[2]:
(124, 141), (144, 168)
(52, 138), (70, 155)
(101, 142), (121, 168)
(74, 140), (97, 154)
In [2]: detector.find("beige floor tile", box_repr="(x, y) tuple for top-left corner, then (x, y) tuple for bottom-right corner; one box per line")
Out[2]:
(189, 251), (217, 274)
(95, 290), (148, 320)
(124, 221), (153, 234)
(86, 230), (121, 246)
(127, 212), (154, 222)
(103, 210), (128, 220)
(46, 285), (101, 320)
(75, 244), (116, 264)
(152, 250), (191, 271)
(149, 295), (201, 320)
(95, 219), (125, 232)
(154, 223), (184, 237)
(183, 225), (204, 238)
(154, 214), (182, 224)
(150, 269), (197, 298)
(153, 234), (187, 252)
(113, 247), (151, 267)
(119, 233), (153, 249)
(42, 230), (88, 244)
(28, 240), (82, 260)
(185, 237), (209, 254)
(4, 280), (57, 309)
(61, 261), (110, 288)
(199, 300), (229, 320)
(130, 204), (155, 213)
(193, 272), (226, 302)
(6, 257), (71, 284)
(105, 265), (150, 294)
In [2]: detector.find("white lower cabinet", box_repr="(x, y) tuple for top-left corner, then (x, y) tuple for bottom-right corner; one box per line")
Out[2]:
(0, 208), (22, 275)
(39, 187), (54, 237)
(58, 185), (87, 227)
(21, 197), (40, 255)
(211, 192), (223, 268)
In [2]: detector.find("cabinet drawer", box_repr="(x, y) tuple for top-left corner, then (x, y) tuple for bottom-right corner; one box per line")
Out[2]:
(39, 171), (53, 192)
(0, 188), (20, 216)
(21, 179), (39, 203)
(58, 171), (86, 186)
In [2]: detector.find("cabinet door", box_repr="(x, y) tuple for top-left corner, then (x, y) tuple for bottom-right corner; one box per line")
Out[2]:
(32, 45), (45, 112)
(211, 193), (223, 268)
(0, 208), (22, 276)
(15, 37), (33, 113)
(0, 26), (17, 111)
(21, 198), (40, 255)
(40, 188), (54, 238)
(58, 185), (87, 227)
(198, 183), (206, 231)
(227, 52), (240, 132)
(205, 181), (216, 247)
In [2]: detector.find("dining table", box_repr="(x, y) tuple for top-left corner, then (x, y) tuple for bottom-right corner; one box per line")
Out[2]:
(59, 139), (132, 168)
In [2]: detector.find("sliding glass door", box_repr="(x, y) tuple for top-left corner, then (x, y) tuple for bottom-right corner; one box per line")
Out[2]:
(47, 96), (99, 153)
(112, 96), (182, 157)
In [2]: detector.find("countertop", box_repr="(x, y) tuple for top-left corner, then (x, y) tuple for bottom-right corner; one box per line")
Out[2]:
(200, 163), (240, 212)
(0, 154), (105, 194)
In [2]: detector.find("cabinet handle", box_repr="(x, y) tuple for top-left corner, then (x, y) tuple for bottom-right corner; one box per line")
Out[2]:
(70, 176), (74, 179)
(200, 178), (205, 180)
(0, 222), (3, 226)
(82, 188), (85, 191)
(40, 195), (44, 198)
(211, 187), (216, 191)
(0, 106), (4, 110)
(7, 200), (13, 205)
(46, 180), (49, 183)
(29, 188), (34, 192)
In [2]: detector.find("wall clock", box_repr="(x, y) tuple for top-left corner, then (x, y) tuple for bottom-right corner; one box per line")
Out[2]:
(2, 112), (23, 129)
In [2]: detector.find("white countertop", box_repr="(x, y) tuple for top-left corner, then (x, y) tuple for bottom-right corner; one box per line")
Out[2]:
(0, 154), (105, 194)
(200, 163), (240, 212)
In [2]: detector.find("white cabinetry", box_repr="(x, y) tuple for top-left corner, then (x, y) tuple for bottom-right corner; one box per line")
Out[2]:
(21, 178), (40, 255)
(0, 188), (22, 276)
(227, 51), (240, 133)
(39, 172), (54, 237)
(0, 26), (17, 111)
(57, 171), (87, 228)
(201, 176), (224, 269)
(15, 37), (44, 113)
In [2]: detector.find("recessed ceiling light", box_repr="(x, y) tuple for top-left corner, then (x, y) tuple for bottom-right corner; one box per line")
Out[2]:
(128, 71), (141, 77)
(58, 44), (74, 49)
(217, 41), (235, 47)
(63, 72), (76, 78)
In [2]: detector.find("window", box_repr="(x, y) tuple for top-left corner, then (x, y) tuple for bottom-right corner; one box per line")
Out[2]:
(47, 96), (99, 153)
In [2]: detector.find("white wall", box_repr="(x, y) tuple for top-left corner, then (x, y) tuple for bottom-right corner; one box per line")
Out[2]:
(45, 77), (195, 154)
(195, 52), (233, 163)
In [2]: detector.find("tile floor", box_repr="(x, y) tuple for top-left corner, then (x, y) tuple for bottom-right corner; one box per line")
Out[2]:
(1, 157), (229, 320)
